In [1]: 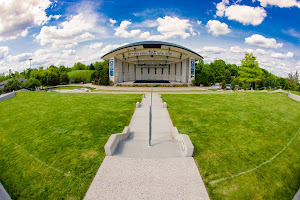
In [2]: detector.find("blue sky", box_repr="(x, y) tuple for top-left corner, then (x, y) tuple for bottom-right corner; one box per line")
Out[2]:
(0, 0), (300, 77)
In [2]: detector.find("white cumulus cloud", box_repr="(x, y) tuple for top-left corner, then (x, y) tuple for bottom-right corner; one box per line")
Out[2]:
(113, 16), (196, 40)
(230, 46), (243, 53)
(271, 52), (294, 58)
(89, 42), (103, 49)
(0, 46), (9, 59)
(8, 53), (33, 63)
(245, 34), (283, 48)
(206, 20), (231, 36)
(155, 16), (192, 39)
(63, 49), (76, 56)
(36, 13), (96, 48)
(254, 0), (300, 8)
(0, 0), (52, 41)
(114, 21), (141, 38)
(216, 0), (267, 26)
(202, 46), (227, 54)
(109, 18), (117, 25)
(255, 48), (267, 54)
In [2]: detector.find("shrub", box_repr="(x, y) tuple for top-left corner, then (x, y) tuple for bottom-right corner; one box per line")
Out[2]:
(191, 80), (196, 86)
(222, 81), (226, 89)
(242, 83), (250, 90)
(59, 72), (69, 84)
(3, 79), (22, 93)
(199, 71), (209, 86)
(195, 74), (201, 86)
(230, 81), (236, 90)
(25, 78), (41, 91)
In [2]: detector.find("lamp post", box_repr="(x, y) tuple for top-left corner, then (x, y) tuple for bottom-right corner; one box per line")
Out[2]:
(28, 58), (33, 79)
(29, 58), (33, 69)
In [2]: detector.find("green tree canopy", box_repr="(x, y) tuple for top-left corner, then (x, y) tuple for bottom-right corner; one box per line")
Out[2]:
(73, 62), (87, 71)
(238, 53), (263, 83)
(25, 78), (41, 90)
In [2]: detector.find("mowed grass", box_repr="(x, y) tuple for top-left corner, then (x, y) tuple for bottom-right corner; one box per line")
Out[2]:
(51, 86), (95, 90)
(162, 93), (300, 200)
(291, 91), (300, 96)
(0, 92), (141, 199)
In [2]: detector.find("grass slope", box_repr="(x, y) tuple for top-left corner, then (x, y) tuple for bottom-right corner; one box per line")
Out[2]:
(162, 93), (300, 200)
(52, 86), (95, 90)
(68, 70), (95, 82)
(0, 92), (141, 199)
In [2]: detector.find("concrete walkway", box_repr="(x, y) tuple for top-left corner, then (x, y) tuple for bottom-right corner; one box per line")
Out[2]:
(84, 93), (210, 200)
(115, 93), (183, 158)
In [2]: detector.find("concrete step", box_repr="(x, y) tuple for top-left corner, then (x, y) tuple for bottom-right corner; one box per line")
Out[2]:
(114, 139), (184, 158)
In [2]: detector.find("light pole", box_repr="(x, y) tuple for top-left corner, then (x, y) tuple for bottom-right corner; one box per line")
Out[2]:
(29, 58), (33, 69)
(28, 58), (33, 79)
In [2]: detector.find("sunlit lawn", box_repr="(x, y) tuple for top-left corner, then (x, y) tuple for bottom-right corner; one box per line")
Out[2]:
(162, 93), (300, 200)
(51, 86), (95, 90)
(0, 92), (141, 199)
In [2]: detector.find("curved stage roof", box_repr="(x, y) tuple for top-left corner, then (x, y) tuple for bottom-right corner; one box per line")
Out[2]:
(101, 41), (204, 62)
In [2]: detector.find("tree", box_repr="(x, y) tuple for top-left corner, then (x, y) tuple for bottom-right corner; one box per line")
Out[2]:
(286, 72), (299, 91)
(198, 71), (209, 86)
(25, 78), (41, 90)
(39, 70), (59, 86)
(73, 62), (86, 70)
(60, 72), (69, 84)
(59, 65), (66, 72)
(238, 53), (263, 87)
(25, 68), (31, 79)
(210, 59), (226, 82)
(241, 52), (259, 68)
(225, 69), (231, 84)
(3, 79), (23, 93)
(91, 61), (109, 85)
(227, 64), (239, 77)
(89, 63), (95, 70)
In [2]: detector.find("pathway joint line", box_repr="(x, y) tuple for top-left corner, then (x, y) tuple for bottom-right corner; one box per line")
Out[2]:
(210, 127), (300, 184)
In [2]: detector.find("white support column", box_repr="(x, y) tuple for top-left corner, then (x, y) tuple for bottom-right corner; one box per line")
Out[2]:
(181, 60), (188, 83)
(115, 59), (123, 83)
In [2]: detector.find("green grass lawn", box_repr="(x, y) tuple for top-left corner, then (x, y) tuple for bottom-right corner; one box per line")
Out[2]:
(0, 92), (141, 199)
(162, 93), (300, 200)
(92, 89), (211, 93)
(51, 86), (95, 90)
(68, 70), (95, 82)
(291, 91), (300, 96)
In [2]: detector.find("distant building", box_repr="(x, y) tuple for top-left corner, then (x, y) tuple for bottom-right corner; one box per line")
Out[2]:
(0, 78), (27, 88)
(101, 41), (203, 84)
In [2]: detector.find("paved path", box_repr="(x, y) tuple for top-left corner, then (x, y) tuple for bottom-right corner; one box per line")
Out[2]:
(115, 93), (183, 158)
(84, 93), (210, 200)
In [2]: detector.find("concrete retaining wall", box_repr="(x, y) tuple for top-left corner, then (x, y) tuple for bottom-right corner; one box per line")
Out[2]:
(0, 91), (15, 102)
(104, 126), (130, 156)
(0, 182), (11, 200)
(288, 92), (300, 102)
(171, 127), (194, 157)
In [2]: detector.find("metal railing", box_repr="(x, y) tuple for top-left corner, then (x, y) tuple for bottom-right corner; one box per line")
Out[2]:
(149, 89), (152, 146)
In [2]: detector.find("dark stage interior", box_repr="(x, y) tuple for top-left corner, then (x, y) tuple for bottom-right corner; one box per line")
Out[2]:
(134, 80), (171, 83)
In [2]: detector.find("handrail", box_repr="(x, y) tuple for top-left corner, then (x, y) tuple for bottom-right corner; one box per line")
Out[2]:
(149, 89), (152, 146)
